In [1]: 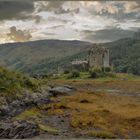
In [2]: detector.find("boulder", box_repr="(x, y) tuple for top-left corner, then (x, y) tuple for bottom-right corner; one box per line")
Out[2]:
(48, 85), (76, 97)
(0, 105), (9, 116)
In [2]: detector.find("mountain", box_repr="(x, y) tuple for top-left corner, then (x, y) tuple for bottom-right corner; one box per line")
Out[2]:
(0, 32), (140, 75)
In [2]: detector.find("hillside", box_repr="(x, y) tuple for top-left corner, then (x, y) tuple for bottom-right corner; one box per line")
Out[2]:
(30, 34), (140, 75)
(0, 67), (39, 93)
(26, 51), (89, 74)
(0, 32), (140, 75)
(104, 34), (140, 75)
(0, 40), (92, 73)
(0, 66), (40, 118)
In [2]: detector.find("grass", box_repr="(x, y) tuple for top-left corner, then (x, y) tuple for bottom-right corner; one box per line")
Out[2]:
(46, 71), (140, 81)
(85, 130), (116, 139)
(38, 124), (60, 134)
(15, 106), (61, 135)
(0, 67), (39, 93)
(47, 78), (140, 97)
(14, 76), (140, 138)
(0, 67), (41, 108)
(15, 107), (41, 121)
(38, 87), (140, 138)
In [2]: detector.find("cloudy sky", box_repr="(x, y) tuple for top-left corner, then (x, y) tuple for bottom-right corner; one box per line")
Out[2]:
(0, 0), (140, 44)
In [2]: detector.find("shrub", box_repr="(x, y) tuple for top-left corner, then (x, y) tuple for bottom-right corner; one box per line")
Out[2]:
(104, 67), (111, 72)
(67, 70), (80, 78)
(64, 69), (70, 74)
(89, 70), (97, 78)
(89, 67), (102, 78)
(89, 66), (115, 78)
(93, 66), (102, 73)
(105, 72), (116, 78)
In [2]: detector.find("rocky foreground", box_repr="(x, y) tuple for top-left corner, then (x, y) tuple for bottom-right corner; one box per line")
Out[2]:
(0, 79), (140, 139)
(0, 85), (76, 138)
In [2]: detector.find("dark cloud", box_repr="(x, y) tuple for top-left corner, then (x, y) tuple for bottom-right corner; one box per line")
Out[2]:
(36, 1), (79, 14)
(0, 1), (35, 20)
(87, 1), (118, 16)
(0, 1), (139, 43)
(47, 16), (69, 24)
(42, 32), (56, 36)
(54, 7), (79, 15)
(34, 15), (42, 23)
(48, 25), (64, 29)
(104, 10), (140, 22)
(81, 27), (135, 43)
(129, 27), (140, 32)
(7, 26), (32, 42)
(88, 1), (140, 22)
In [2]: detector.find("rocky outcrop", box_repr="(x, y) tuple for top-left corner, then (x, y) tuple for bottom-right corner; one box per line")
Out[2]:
(0, 120), (39, 138)
(0, 89), (50, 117)
(48, 85), (76, 97)
(0, 85), (76, 118)
(0, 85), (77, 138)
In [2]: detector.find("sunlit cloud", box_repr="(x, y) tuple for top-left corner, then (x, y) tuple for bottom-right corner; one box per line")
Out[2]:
(7, 26), (32, 42)
(0, 1), (139, 43)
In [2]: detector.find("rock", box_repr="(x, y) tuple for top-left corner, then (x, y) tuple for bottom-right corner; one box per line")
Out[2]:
(121, 77), (128, 81)
(0, 105), (10, 116)
(0, 120), (39, 138)
(0, 97), (8, 106)
(0, 97), (9, 116)
(48, 85), (76, 97)
(0, 85), (74, 118)
(0, 90), (50, 117)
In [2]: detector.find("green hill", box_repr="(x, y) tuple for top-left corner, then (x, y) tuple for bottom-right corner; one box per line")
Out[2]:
(0, 39), (92, 73)
(31, 34), (140, 75)
(104, 34), (140, 75)
(0, 32), (139, 75)
(24, 51), (88, 74)
(0, 67), (39, 93)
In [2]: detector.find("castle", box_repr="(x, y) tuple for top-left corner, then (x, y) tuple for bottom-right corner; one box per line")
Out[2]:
(71, 44), (110, 71)
(88, 44), (110, 68)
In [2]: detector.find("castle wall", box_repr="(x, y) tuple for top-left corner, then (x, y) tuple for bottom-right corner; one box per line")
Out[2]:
(96, 53), (103, 67)
(88, 52), (95, 67)
(88, 46), (110, 68)
(89, 51), (104, 67)
(103, 50), (110, 67)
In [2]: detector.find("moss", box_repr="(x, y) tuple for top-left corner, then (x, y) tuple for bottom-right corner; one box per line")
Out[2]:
(40, 103), (65, 115)
(86, 131), (116, 139)
(137, 131), (140, 139)
(15, 108), (40, 120)
(70, 113), (96, 128)
(47, 109), (64, 115)
(38, 124), (60, 134)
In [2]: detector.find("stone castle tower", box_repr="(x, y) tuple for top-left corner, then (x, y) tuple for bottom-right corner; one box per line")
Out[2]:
(88, 44), (110, 68)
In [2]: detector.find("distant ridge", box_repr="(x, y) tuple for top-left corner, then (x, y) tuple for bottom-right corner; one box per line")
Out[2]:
(0, 39), (93, 74)
(0, 32), (140, 75)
